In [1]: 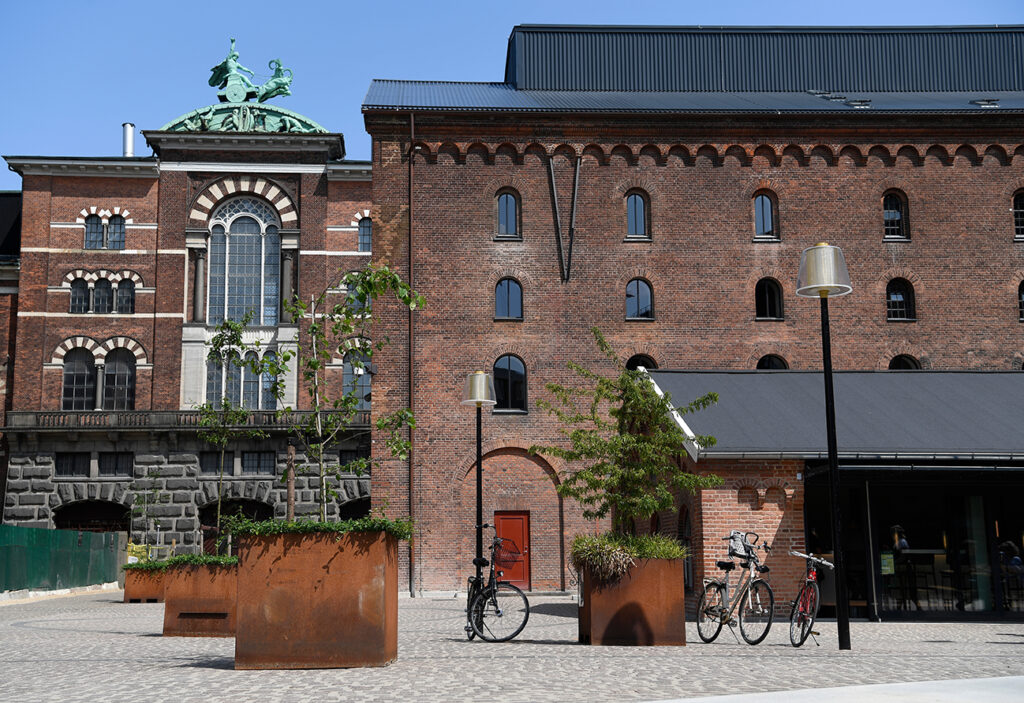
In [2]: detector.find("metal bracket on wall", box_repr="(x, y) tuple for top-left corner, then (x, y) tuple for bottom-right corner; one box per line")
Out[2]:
(547, 156), (582, 282)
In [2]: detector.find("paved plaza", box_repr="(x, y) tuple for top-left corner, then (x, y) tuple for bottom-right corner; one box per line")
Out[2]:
(1, 591), (1023, 702)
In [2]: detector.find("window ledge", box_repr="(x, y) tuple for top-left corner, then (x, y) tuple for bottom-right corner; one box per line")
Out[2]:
(493, 317), (523, 322)
(752, 236), (781, 243)
(625, 316), (656, 322)
(883, 236), (911, 243)
(1015, 235), (1024, 243)
(493, 235), (523, 243)
(623, 236), (652, 243)
(886, 317), (917, 323)
(754, 316), (785, 322)
(492, 409), (528, 415)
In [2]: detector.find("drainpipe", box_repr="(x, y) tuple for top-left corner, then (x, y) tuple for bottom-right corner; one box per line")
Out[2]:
(407, 113), (417, 596)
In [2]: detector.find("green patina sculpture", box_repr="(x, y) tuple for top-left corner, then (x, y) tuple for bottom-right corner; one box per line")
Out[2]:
(160, 39), (325, 134)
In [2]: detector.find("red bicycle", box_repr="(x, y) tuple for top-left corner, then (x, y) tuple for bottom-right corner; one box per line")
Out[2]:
(788, 550), (834, 647)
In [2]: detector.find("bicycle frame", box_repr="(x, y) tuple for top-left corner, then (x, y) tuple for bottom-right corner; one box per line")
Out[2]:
(705, 560), (760, 623)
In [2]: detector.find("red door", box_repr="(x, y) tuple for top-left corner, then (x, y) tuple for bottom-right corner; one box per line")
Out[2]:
(494, 511), (530, 590)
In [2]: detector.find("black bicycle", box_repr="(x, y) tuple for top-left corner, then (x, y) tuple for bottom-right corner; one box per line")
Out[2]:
(464, 524), (530, 642)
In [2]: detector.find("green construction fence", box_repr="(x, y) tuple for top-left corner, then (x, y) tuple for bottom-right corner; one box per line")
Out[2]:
(0, 524), (120, 592)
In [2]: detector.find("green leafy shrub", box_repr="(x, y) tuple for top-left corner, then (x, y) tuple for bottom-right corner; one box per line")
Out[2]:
(122, 554), (239, 572)
(223, 515), (414, 541)
(122, 559), (169, 572)
(571, 532), (688, 583)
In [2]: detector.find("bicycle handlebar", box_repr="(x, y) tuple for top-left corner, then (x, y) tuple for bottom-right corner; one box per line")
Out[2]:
(789, 550), (834, 569)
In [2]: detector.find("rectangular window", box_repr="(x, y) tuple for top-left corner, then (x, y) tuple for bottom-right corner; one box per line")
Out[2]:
(200, 451), (232, 477)
(98, 452), (134, 478)
(55, 452), (90, 478)
(242, 451), (276, 476)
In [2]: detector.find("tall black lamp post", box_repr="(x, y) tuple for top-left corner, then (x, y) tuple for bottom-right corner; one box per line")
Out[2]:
(461, 371), (496, 583)
(796, 242), (853, 651)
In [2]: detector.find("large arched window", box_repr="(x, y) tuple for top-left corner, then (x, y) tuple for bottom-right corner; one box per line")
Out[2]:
(626, 191), (650, 238)
(358, 217), (372, 252)
(757, 354), (789, 370)
(755, 278), (783, 319)
(206, 350), (275, 410)
(883, 190), (910, 239)
(495, 278), (523, 320)
(70, 279), (90, 313)
(753, 191), (778, 239)
(92, 280), (113, 314)
(84, 215), (104, 249)
(626, 278), (654, 319)
(496, 190), (520, 239)
(102, 349), (136, 410)
(889, 355), (921, 370)
(62, 349), (97, 410)
(106, 215), (126, 250)
(207, 197), (281, 326)
(343, 351), (372, 411)
(886, 278), (916, 320)
(116, 280), (135, 314)
(625, 354), (657, 371)
(493, 354), (526, 412)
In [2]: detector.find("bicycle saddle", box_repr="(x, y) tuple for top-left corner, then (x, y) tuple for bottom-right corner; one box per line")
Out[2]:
(716, 560), (735, 571)
(473, 557), (489, 567)
(757, 565), (770, 573)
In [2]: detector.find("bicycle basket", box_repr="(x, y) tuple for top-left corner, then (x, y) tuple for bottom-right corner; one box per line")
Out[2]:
(728, 530), (753, 559)
(493, 539), (522, 568)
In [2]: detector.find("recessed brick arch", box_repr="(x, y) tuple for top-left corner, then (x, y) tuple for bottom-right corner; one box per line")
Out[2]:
(189, 176), (297, 227)
(62, 269), (144, 287)
(75, 205), (133, 225)
(51, 336), (101, 364)
(99, 337), (148, 364)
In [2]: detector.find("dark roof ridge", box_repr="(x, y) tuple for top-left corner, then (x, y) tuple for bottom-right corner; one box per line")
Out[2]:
(512, 24), (1024, 33)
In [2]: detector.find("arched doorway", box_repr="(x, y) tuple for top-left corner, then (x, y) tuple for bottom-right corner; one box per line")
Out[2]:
(199, 498), (273, 554)
(53, 500), (129, 533)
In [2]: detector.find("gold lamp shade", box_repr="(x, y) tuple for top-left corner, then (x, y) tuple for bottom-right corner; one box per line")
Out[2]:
(796, 242), (853, 298)
(461, 371), (497, 406)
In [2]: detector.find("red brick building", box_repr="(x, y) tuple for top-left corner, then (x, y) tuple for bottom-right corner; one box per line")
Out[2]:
(363, 25), (1024, 617)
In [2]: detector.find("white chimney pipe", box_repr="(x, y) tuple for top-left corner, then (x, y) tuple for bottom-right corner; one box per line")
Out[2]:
(122, 123), (135, 157)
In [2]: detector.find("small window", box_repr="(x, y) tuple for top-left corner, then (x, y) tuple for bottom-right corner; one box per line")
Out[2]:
(55, 452), (90, 478)
(345, 273), (370, 316)
(625, 354), (657, 371)
(757, 354), (789, 370)
(116, 280), (135, 314)
(242, 352), (260, 410)
(70, 279), (90, 314)
(1014, 192), (1024, 239)
(889, 355), (921, 370)
(200, 451), (233, 476)
(107, 216), (126, 250)
(626, 191), (649, 238)
(753, 192), (778, 239)
(626, 278), (654, 320)
(92, 280), (113, 314)
(261, 351), (277, 411)
(495, 278), (523, 320)
(98, 452), (133, 478)
(242, 451), (276, 475)
(883, 191), (909, 239)
(62, 349), (96, 411)
(886, 278), (916, 321)
(1019, 281), (1024, 321)
(755, 278), (783, 319)
(496, 191), (520, 238)
(493, 354), (527, 412)
(343, 351), (372, 411)
(102, 349), (136, 410)
(358, 217), (372, 252)
(84, 216), (104, 249)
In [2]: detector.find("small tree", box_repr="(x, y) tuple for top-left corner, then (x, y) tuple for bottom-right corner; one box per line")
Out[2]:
(261, 263), (423, 521)
(196, 314), (267, 548)
(129, 466), (171, 553)
(531, 327), (721, 534)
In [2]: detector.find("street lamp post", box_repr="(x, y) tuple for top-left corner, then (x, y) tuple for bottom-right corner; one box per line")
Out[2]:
(461, 371), (497, 583)
(796, 242), (853, 651)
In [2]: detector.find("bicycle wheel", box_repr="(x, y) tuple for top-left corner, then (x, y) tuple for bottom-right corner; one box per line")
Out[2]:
(470, 583), (530, 642)
(738, 579), (774, 645)
(465, 580), (478, 640)
(789, 581), (819, 647)
(696, 582), (725, 643)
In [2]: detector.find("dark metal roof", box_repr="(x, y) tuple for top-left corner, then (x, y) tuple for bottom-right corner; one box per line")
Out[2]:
(363, 81), (1024, 113)
(646, 371), (1024, 460)
(504, 25), (1024, 92)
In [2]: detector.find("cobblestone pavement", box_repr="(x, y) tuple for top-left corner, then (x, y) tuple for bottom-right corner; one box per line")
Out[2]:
(1, 592), (1023, 702)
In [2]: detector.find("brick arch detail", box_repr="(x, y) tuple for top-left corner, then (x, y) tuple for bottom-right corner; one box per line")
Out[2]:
(613, 176), (660, 199)
(75, 206), (133, 225)
(741, 178), (787, 200)
(876, 267), (924, 294)
(62, 269), (144, 287)
(485, 342), (538, 374)
(99, 337), (148, 364)
(51, 336), (101, 364)
(877, 342), (931, 370)
(745, 346), (794, 370)
(198, 480), (279, 506)
(52, 336), (148, 365)
(623, 341), (662, 367)
(484, 175), (531, 198)
(188, 176), (297, 227)
(52, 492), (135, 513)
(488, 266), (534, 289)
(350, 209), (371, 227)
(454, 444), (564, 487)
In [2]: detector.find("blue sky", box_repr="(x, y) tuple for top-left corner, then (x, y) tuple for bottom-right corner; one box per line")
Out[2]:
(1, 0), (1021, 190)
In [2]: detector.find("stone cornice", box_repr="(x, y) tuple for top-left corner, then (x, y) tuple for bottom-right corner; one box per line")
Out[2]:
(326, 161), (372, 181)
(143, 131), (345, 160)
(4, 157), (158, 179)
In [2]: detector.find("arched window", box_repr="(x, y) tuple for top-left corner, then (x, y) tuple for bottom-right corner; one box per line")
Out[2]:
(757, 354), (789, 370)
(207, 197), (281, 326)
(755, 278), (783, 319)
(493, 354), (526, 412)
(343, 351), (372, 411)
(84, 215), (104, 249)
(261, 351), (277, 411)
(70, 279), (90, 313)
(206, 351), (261, 409)
(358, 217), (372, 252)
(92, 280), (113, 314)
(106, 215), (126, 250)
(753, 192), (778, 239)
(1019, 281), (1024, 321)
(494, 278), (523, 320)
(242, 352), (260, 409)
(883, 190), (909, 239)
(886, 278), (916, 320)
(889, 355), (921, 370)
(626, 191), (649, 238)
(224, 352), (243, 407)
(102, 349), (136, 410)
(1014, 192), (1024, 239)
(116, 280), (135, 314)
(62, 349), (97, 410)
(205, 356), (223, 408)
(626, 278), (654, 319)
(625, 354), (657, 371)
(496, 190), (520, 238)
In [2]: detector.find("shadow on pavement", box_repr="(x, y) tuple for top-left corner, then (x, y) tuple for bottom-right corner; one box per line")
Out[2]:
(176, 656), (235, 670)
(528, 602), (578, 618)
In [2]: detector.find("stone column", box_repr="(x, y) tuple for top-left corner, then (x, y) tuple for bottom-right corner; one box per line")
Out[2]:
(281, 250), (295, 323)
(193, 249), (206, 323)
(94, 362), (105, 410)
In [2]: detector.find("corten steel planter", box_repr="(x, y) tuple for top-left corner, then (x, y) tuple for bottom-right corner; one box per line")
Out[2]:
(162, 564), (237, 637)
(234, 531), (398, 669)
(123, 569), (165, 603)
(578, 558), (686, 646)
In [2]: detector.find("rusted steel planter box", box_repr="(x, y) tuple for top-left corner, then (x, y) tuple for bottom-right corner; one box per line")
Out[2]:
(578, 558), (686, 646)
(123, 570), (165, 603)
(234, 532), (398, 669)
(162, 564), (237, 637)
